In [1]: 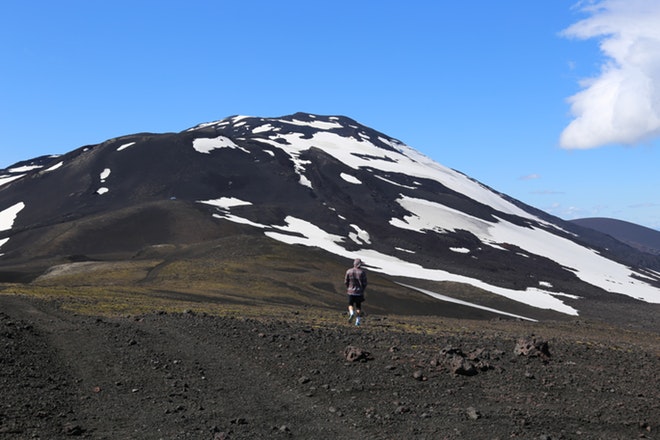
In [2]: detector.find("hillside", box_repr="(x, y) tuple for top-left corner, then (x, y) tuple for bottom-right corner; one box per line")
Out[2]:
(571, 217), (660, 255)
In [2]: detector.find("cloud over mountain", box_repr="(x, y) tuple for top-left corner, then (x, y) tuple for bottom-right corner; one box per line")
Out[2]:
(560, 0), (660, 149)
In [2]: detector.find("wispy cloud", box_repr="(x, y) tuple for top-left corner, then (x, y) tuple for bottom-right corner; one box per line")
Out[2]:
(560, 0), (660, 149)
(545, 204), (583, 219)
(628, 202), (660, 209)
(519, 173), (541, 180)
(545, 203), (610, 220)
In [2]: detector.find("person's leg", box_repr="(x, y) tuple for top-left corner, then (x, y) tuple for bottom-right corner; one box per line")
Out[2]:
(354, 298), (363, 326)
(347, 296), (355, 321)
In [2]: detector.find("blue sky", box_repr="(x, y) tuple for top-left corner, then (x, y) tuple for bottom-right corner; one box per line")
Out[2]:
(2, 1), (660, 230)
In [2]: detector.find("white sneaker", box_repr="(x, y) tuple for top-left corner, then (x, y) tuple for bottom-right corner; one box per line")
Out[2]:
(348, 312), (354, 322)
(355, 317), (361, 326)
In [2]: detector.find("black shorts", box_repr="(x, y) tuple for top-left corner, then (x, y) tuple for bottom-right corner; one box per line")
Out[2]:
(347, 295), (364, 308)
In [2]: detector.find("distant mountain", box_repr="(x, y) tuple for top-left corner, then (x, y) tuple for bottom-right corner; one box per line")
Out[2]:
(571, 217), (660, 255)
(1, 113), (659, 322)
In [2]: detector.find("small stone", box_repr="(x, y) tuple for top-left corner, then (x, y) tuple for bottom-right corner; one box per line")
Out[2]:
(344, 346), (372, 362)
(514, 336), (551, 358)
(62, 423), (84, 436)
(394, 405), (409, 414)
(466, 406), (481, 420)
(450, 357), (477, 376)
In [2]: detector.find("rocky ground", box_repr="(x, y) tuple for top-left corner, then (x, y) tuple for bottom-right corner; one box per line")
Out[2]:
(1, 294), (658, 440)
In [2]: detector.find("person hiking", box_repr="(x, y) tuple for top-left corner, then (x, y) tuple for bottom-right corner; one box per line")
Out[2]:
(345, 258), (367, 326)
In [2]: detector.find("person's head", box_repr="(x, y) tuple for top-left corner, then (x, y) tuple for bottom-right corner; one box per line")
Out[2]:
(353, 258), (362, 268)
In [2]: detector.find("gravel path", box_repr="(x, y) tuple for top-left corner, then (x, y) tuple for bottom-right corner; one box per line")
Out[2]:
(1, 294), (658, 439)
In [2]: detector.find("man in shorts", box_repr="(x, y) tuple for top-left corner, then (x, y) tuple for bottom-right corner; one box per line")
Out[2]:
(345, 258), (367, 326)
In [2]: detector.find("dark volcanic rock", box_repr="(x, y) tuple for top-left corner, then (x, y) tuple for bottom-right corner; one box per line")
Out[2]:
(343, 345), (372, 362)
(1, 295), (659, 439)
(514, 336), (551, 359)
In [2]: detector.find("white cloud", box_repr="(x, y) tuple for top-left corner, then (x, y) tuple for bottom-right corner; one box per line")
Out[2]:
(560, 0), (660, 149)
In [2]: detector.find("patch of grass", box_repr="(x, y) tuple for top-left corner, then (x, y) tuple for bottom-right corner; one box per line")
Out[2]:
(33, 260), (162, 286)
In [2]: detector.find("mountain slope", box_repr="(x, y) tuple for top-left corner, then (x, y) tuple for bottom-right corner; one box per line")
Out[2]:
(1, 113), (659, 322)
(571, 217), (660, 255)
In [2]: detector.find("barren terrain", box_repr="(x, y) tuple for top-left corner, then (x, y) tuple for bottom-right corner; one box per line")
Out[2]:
(1, 293), (658, 440)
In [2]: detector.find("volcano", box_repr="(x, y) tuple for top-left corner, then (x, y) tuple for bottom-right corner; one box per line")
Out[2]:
(1, 113), (659, 324)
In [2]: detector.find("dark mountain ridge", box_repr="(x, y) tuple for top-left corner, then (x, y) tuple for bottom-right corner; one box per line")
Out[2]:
(571, 217), (660, 255)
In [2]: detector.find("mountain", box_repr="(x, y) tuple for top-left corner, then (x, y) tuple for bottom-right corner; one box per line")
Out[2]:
(571, 217), (660, 255)
(1, 113), (659, 325)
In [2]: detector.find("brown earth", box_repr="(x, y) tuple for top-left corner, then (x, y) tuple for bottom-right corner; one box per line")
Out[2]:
(1, 293), (658, 440)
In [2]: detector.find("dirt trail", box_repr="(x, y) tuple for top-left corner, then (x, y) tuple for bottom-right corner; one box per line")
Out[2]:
(0, 295), (364, 439)
(2, 294), (658, 439)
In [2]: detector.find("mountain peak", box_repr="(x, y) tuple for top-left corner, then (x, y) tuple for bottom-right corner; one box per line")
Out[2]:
(185, 113), (406, 156)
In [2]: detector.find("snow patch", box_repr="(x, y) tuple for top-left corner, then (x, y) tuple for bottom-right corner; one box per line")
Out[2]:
(198, 197), (253, 209)
(374, 175), (417, 189)
(0, 175), (25, 187)
(276, 118), (343, 130)
(398, 283), (537, 322)
(187, 120), (225, 131)
(340, 173), (362, 184)
(231, 115), (250, 124)
(253, 137), (314, 189)
(349, 224), (371, 245)
(97, 187), (109, 195)
(450, 247), (470, 254)
(0, 202), (25, 232)
(9, 165), (42, 173)
(395, 247), (416, 254)
(253, 124), (273, 134)
(117, 142), (136, 151)
(45, 162), (63, 172)
(193, 136), (249, 154)
(100, 168), (111, 182)
(299, 174), (313, 189)
(0, 237), (9, 252)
